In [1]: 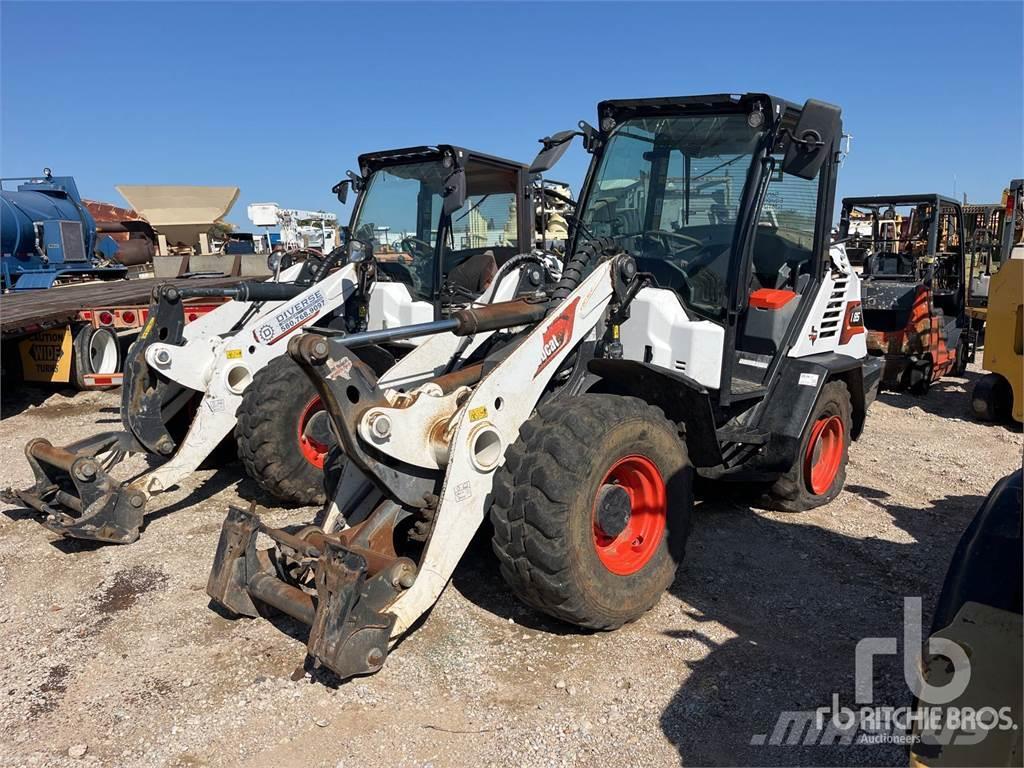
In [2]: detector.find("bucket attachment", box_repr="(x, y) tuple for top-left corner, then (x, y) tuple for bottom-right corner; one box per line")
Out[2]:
(5, 433), (145, 544)
(207, 503), (415, 681)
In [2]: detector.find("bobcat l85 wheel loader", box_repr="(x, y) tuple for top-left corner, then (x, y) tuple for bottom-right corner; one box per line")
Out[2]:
(6, 145), (560, 544)
(207, 93), (881, 681)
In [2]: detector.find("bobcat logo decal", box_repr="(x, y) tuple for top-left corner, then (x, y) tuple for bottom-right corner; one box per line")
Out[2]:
(535, 297), (579, 378)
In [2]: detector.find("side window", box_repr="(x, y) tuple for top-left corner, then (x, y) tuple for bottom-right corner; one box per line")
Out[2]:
(750, 161), (820, 292)
(450, 192), (518, 252)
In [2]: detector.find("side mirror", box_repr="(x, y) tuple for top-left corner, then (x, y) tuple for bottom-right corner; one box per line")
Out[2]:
(530, 130), (577, 174)
(782, 99), (841, 180)
(442, 167), (466, 216)
(332, 179), (350, 204)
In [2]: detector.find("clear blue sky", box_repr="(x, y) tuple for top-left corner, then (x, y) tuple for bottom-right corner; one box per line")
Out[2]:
(3, 2), (1021, 229)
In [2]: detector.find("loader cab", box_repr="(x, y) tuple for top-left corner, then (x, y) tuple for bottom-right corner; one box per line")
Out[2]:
(349, 146), (533, 327)
(572, 94), (843, 405)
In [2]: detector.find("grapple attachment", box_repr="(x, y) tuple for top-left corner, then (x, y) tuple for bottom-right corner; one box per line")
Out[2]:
(5, 433), (145, 544)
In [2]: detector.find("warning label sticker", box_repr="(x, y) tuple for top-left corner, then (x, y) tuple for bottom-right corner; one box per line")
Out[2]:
(19, 327), (73, 383)
(252, 290), (326, 345)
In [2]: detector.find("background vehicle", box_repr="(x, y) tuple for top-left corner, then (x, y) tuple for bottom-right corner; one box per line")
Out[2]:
(207, 92), (881, 681)
(1, 170), (128, 290)
(6, 145), (554, 544)
(971, 235), (1024, 424)
(840, 194), (971, 393)
(965, 178), (1023, 314)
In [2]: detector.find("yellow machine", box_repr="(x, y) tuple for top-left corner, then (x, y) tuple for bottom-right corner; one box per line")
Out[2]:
(972, 254), (1023, 423)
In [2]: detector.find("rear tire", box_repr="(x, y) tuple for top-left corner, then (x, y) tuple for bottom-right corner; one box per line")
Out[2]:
(490, 394), (692, 629)
(236, 355), (329, 505)
(768, 380), (852, 512)
(71, 324), (120, 389)
(908, 359), (933, 395)
(972, 373), (1012, 422)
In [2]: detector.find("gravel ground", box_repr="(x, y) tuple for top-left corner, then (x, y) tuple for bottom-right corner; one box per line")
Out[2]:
(0, 362), (1020, 768)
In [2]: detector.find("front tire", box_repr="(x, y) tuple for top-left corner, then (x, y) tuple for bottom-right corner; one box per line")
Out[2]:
(490, 394), (692, 630)
(768, 380), (852, 512)
(236, 355), (330, 505)
(972, 373), (1012, 422)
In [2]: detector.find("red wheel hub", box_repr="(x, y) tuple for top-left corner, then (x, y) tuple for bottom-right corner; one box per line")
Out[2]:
(592, 455), (667, 576)
(297, 396), (329, 469)
(804, 415), (844, 495)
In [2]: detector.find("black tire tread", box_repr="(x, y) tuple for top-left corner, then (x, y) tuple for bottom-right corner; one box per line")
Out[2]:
(236, 356), (324, 505)
(490, 393), (685, 629)
(768, 379), (852, 513)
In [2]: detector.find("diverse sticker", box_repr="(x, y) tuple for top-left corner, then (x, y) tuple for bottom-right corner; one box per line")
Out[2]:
(225, 349), (242, 359)
(469, 406), (488, 422)
(139, 317), (156, 340)
(534, 297), (579, 378)
(798, 372), (820, 387)
(252, 290), (326, 345)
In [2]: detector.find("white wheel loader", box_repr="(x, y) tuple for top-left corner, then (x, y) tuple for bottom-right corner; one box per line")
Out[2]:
(205, 92), (883, 681)
(7, 145), (563, 544)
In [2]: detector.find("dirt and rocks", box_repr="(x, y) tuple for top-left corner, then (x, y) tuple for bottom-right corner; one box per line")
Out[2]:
(0, 364), (1020, 768)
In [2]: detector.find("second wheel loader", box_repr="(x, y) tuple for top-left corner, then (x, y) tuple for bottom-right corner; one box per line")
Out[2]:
(7, 145), (562, 544)
(207, 92), (881, 681)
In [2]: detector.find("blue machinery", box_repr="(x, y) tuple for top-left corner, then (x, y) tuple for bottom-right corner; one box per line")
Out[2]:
(1, 169), (127, 290)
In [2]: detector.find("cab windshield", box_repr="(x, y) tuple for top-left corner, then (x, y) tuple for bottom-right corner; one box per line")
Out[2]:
(579, 114), (763, 320)
(352, 160), (447, 301)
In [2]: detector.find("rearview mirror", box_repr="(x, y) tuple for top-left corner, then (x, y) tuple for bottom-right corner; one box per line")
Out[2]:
(442, 167), (466, 216)
(782, 99), (841, 180)
(530, 130), (577, 174)
(332, 179), (350, 204)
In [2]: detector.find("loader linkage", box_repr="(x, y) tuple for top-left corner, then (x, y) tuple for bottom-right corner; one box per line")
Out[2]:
(207, 502), (415, 679)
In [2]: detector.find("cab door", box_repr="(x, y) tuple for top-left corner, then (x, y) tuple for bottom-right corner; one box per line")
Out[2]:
(727, 156), (830, 400)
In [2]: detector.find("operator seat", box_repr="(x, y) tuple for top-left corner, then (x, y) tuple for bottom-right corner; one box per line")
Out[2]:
(446, 249), (498, 295)
(866, 252), (912, 278)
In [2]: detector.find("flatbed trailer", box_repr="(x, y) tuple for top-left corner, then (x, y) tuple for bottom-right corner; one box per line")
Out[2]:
(1, 276), (245, 388)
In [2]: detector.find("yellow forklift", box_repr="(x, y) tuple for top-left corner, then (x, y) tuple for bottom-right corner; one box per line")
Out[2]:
(971, 180), (1023, 423)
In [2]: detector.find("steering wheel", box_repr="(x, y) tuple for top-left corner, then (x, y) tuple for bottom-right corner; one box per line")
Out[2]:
(400, 237), (435, 296)
(643, 229), (704, 255)
(400, 237), (433, 259)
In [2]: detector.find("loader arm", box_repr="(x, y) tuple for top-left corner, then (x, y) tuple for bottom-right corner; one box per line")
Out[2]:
(386, 261), (615, 635)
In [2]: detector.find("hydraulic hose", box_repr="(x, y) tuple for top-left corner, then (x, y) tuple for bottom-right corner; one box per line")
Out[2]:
(310, 245), (349, 284)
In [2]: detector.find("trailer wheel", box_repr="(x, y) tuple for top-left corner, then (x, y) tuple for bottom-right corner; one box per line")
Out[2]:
(236, 355), (330, 505)
(71, 324), (120, 389)
(972, 373), (1012, 422)
(490, 394), (692, 629)
(768, 380), (852, 512)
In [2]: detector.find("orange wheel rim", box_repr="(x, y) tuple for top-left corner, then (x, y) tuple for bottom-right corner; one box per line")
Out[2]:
(804, 415), (844, 495)
(297, 396), (328, 469)
(592, 455), (667, 576)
